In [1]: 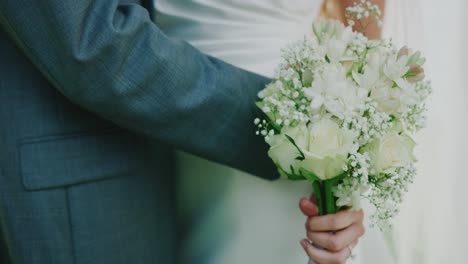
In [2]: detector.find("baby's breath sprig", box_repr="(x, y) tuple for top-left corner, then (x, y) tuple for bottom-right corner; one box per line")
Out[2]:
(333, 150), (371, 210)
(367, 164), (416, 230)
(400, 80), (432, 132)
(254, 118), (275, 138)
(345, 0), (383, 31)
(342, 102), (392, 145)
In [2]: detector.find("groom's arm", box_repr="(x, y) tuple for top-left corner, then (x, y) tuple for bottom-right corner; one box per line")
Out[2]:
(0, 1), (279, 180)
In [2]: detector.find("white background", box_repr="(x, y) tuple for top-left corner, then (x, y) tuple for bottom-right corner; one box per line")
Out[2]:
(386, 0), (468, 263)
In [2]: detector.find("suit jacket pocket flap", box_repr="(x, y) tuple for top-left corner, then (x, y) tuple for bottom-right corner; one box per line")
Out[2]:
(19, 130), (144, 191)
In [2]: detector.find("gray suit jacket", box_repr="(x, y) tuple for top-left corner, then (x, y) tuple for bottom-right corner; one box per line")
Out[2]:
(0, 0), (278, 263)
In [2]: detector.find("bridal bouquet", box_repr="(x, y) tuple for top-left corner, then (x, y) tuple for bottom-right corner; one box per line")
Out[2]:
(255, 1), (431, 229)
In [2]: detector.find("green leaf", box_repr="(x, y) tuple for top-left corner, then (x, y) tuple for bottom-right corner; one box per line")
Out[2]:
(328, 172), (347, 186)
(277, 165), (305, 181)
(403, 70), (416, 78)
(313, 22), (322, 43)
(287, 172), (306, 181)
(407, 51), (421, 65)
(255, 101), (264, 109)
(300, 168), (321, 183)
(285, 134), (306, 161)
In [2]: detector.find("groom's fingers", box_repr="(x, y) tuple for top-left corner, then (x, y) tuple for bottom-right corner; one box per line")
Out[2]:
(306, 223), (365, 252)
(306, 209), (363, 232)
(299, 197), (319, 217)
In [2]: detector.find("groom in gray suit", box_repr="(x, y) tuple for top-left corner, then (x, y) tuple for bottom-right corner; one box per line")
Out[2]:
(0, 0), (280, 263)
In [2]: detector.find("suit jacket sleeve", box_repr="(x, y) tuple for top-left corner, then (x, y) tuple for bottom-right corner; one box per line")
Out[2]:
(0, 0), (279, 180)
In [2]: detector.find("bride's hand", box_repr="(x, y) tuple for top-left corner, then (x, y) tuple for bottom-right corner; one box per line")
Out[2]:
(298, 197), (365, 264)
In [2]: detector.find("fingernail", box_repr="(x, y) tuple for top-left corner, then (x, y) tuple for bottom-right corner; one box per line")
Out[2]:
(300, 239), (309, 250)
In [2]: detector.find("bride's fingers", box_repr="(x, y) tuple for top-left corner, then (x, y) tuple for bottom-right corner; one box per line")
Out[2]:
(348, 239), (359, 258)
(306, 223), (365, 252)
(300, 239), (350, 264)
(306, 209), (363, 232)
(299, 197), (319, 217)
(350, 239), (359, 249)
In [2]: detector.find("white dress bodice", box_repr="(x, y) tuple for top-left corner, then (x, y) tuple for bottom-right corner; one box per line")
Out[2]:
(155, 0), (323, 77)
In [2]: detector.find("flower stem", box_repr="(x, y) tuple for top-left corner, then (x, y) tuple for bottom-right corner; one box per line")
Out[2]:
(311, 178), (338, 216)
(311, 181), (325, 215)
(324, 179), (337, 214)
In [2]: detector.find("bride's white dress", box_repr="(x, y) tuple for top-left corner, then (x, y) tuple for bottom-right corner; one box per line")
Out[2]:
(154, 1), (392, 263)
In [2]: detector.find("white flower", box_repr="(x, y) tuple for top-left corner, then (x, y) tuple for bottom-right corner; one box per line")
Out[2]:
(266, 124), (309, 175)
(363, 132), (416, 174)
(366, 47), (387, 68)
(352, 66), (380, 90)
(305, 64), (367, 117)
(267, 119), (356, 180)
(258, 80), (282, 99)
(312, 20), (357, 60)
(326, 39), (348, 63)
(383, 54), (409, 81)
(298, 118), (356, 180)
(334, 177), (369, 209)
(370, 79), (419, 115)
(323, 27), (355, 63)
(313, 20), (343, 42)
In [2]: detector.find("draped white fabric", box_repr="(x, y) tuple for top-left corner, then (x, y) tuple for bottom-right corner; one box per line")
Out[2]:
(385, 1), (468, 263)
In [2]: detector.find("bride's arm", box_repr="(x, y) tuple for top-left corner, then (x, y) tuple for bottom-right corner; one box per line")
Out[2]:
(335, 0), (386, 39)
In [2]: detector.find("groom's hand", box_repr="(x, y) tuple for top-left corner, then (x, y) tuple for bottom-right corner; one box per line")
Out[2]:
(298, 196), (365, 264)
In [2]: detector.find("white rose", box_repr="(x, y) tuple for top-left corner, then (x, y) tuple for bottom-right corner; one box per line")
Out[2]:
(266, 124), (309, 175)
(298, 118), (356, 180)
(364, 133), (416, 174)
